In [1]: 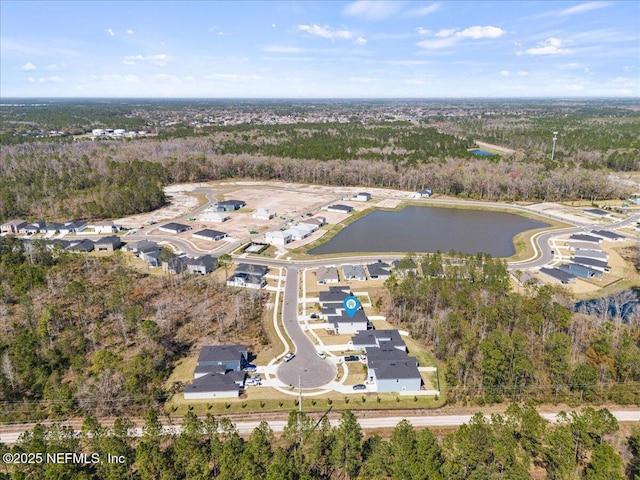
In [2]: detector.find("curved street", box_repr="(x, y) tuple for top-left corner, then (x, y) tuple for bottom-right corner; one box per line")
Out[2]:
(275, 267), (337, 388)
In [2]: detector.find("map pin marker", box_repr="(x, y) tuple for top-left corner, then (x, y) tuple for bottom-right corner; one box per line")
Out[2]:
(343, 295), (361, 319)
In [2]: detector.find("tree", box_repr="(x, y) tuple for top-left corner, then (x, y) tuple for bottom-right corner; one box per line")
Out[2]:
(331, 410), (363, 480)
(586, 444), (625, 480)
(218, 254), (233, 278)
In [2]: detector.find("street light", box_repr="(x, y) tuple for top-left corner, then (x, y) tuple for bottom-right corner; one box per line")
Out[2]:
(551, 131), (558, 162)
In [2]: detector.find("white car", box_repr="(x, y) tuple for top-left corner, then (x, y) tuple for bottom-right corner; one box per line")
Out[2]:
(316, 351), (326, 359)
(283, 353), (295, 362)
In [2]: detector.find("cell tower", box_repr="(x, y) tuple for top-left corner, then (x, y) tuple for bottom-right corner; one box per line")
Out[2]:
(551, 131), (558, 162)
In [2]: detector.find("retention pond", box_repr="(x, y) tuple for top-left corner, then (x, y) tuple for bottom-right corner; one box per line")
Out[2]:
(309, 206), (549, 257)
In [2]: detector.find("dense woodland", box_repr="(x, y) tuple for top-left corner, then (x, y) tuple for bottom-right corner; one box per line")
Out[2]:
(383, 252), (640, 404)
(0, 237), (267, 421)
(2, 406), (638, 479)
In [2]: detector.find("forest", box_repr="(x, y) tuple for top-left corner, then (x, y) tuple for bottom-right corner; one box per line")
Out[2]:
(0, 237), (268, 421)
(383, 252), (640, 405)
(1, 406), (637, 479)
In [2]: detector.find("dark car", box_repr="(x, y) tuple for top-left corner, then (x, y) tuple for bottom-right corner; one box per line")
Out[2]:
(344, 355), (359, 362)
(352, 384), (367, 390)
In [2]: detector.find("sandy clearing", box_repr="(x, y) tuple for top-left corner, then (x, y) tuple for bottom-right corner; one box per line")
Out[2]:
(115, 187), (202, 228)
(525, 202), (603, 225)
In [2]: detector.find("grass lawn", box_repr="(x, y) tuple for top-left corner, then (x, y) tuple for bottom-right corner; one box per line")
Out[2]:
(344, 362), (367, 385)
(314, 329), (353, 346)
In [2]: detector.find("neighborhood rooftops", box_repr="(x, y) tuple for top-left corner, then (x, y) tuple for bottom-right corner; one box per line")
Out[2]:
(197, 345), (248, 367)
(159, 222), (191, 234)
(235, 263), (268, 277)
(569, 234), (602, 244)
(326, 204), (354, 213)
(193, 229), (228, 241)
(583, 208), (611, 218)
(540, 267), (576, 284)
(590, 230), (626, 241)
(352, 329), (406, 351)
(317, 266), (340, 284)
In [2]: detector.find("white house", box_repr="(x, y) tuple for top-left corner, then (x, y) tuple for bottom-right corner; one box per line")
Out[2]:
(354, 192), (372, 202)
(202, 212), (230, 223)
(265, 230), (292, 246)
(90, 222), (119, 234)
(252, 208), (275, 220)
(192, 229), (228, 242)
(330, 309), (369, 335)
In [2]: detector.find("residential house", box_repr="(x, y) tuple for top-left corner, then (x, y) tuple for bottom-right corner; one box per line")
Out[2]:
(351, 330), (407, 352)
(123, 240), (157, 254)
(416, 189), (433, 197)
(568, 241), (602, 253)
(20, 221), (45, 235)
(193, 229), (228, 242)
(573, 249), (608, 261)
(183, 372), (242, 399)
(235, 264), (269, 277)
(572, 257), (610, 273)
(95, 235), (122, 252)
(65, 220), (87, 233)
(252, 208), (275, 220)
(140, 248), (162, 268)
(1, 219), (27, 234)
(367, 357), (422, 393)
(162, 256), (189, 274)
(265, 230), (292, 246)
(187, 255), (218, 275)
(590, 230), (626, 242)
(300, 216), (326, 228)
(196, 345), (248, 372)
(316, 266), (340, 285)
(354, 192), (372, 202)
(342, 264), (367, 281)
(569, 234), (602, 244)
(226, 274), (266, 289)
(45, 223), (65, 234)
(326, 204), (354, 214)
(559, 263), (602, 279)
(288, 225), (315, 241)
(583, 208), (612, 219)
(366, 261), (392, 280)
(330, 309), (369, 335)
(159, 222), (191, 234)
(67, 239), (94, 253)
(202, 212), (230, 223)
(540, 267), (577, 284)
(91, 222), (119, 234)
(217, 200), (245, 212)
(391, 259), (419, 276)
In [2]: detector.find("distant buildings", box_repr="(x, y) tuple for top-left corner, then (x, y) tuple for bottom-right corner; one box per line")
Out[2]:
(183, 345), (249, 399)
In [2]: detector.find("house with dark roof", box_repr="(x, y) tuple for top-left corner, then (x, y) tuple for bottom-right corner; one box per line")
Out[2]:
(572, 257), (610, 273)
(326, 204), (354, 214)
(1, 219), (27, 234)
(123, 239), (157, 253)
(559, 263), (602, 280)
(65, 220), (87, 233)
(183, 372), (242, 399)
(45, 223), (65, 234)
(159, 222), (191, 234)
(568, 241), (602, 253)
(574, 250), (609, 262)
(367, 357), (422, 392)
(162, 256), (189, 274)
(193, 229), (228, 242)
(569, 234), (602, 244)
(540, 267), (576, 284)
(351, 330), (407, 352)
(140, 247), (162, 267)
(197, 345), (248, 372)
(590, 230), (626, 241)
(354, 192), (372, 202)
(187, 255), (218, 275)
(316, 266), (340, 285)
(366, 261), (392, 280)
(216, 200), (246, 212)
(329, 309), (369, 335)
(235, 263), (269, 277)
(391, 259), (419, 276)
(67, 239), (95, 253)
(583, 208), (612, 219)
(95, 235), (122, 252)
(416, 189), (433, 197)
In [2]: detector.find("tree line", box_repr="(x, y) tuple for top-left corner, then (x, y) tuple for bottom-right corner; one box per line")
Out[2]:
(383, 252), (640, 405)
(1, 405), (636, 479)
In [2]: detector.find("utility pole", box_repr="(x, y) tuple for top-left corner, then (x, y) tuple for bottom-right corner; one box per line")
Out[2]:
(551, 131), (558, 162)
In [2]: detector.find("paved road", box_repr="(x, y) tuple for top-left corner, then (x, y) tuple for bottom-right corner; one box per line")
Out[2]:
(2, 410), (640, 444)
(276, 267), (336, 388)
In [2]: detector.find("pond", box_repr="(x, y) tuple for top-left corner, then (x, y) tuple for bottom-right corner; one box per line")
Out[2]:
(309, 206), (549, 257)
(471, 149), (495, 156)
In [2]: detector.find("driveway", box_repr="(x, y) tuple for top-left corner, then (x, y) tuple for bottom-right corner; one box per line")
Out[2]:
(276, 267), (336, 388)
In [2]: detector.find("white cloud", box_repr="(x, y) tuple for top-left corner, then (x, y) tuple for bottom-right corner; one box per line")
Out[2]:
(34, 76), (64, 83)
(404, 79), (425, 86)
(123, 54), (173, 66)
(435, 28), (456, 38)
(457, 26), (505, 39)
(416, 27), (430, 36)
(106, 28), (115, 37)
(262, 45), (303, 53)
(348, 76), (376, 83)
(416, 36), (458, 50)
(272, 24), (276, 28)
(27, 77), (35, 83)
(558, 1), (610, 16)
(354, 36), (367, 46)
(518, 71), (529, 76)
(17, 62), (37, 71)
(500, 70), (510, 76)
(298, 24), (355, 41)
(343, 1), (400, 21)
(126, 29), (135, 35)
(405, 3), (441, 17)
(526, 37), (572, 55)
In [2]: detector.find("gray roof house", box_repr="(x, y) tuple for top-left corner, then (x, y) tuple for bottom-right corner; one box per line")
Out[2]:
(391, 260), (419, 276)
(67, 239), (94, 253)
(540, 267), (576, 284)
(159, 222), (191, 234)
(569, 234), (602, 244)
(197, 345), (248, 372)
(572, 257), (611, 273)
(183, 372), (241, 399)
(354, 192), (372, 202)
(45, 223), (65, 234)
(187, 255), (218, 275)
(326, 204), (354, 214)
(123, 239), (158, 253)
(193, 229), (228, 242)
(319, 290), (351, 306)
(329, 309), (369, 335)
(95, 235), (122, 252)
(351, 330), (407, 352)
(342, 264), (367, 281)
(366, 261), (392, 280)
(235, 263), (269, 277)
(367, 358), (422, 393)
(227, 274), (266, 289)
(140, 248), (162, 267)
(316, 266), (340, 285)
(583, 208), (612, 218)
(590, 230), (626, 241)
(574, 249), (609, 261)
(66, 220), (88, 232)
(217, 200), (246, 212)
(417, 189), (433, 197)
(559, 263), (602, 279)
(162, 256), (189, 274)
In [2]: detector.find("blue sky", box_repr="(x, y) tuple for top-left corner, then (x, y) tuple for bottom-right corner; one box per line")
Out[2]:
(1, 1), (638, 98)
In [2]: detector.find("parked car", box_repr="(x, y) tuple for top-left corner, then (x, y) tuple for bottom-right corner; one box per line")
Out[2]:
(283, 353), (295, 362)
(352, 384), (366, 390)
(316, 351), (326, 359)
(243, 362), (257, 372)
(310, 313), (319, 319)
(344, 355), (359, 362)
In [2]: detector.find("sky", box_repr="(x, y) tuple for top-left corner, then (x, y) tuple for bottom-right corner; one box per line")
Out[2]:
(1, 1), (639, 98)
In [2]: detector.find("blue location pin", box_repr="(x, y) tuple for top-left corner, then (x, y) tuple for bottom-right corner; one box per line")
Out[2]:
(343, 295), (361, 319)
